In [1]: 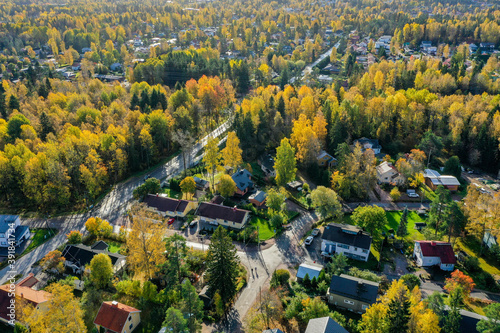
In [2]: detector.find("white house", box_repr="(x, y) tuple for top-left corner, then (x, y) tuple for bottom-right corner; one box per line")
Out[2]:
(376, 161), (403, 184)
(0, 215), (30, 248)
(413, 241), (456, 271)
(353, 138), (382, 155)
(321, 223), (372, 262)
(483, 232), (499, 249)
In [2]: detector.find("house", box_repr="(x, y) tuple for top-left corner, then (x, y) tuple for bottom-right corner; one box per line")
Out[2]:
(249, 191), (267, 207)
(195, 202), (250, 229)
(321, 223), (372, 262)
(91, 240), (109, 251)
(317, 151), (337, 168)
(376, 161), (403, 185)
(94, 301), (141, 333)
(305, 317), (349, 333)
(469, 43), (478, 55)
(353, 138), (382, 155)
(62, 243), (126, 274)
(413, 241), (457, 271)
(327, 274), (379, 313)
(198, 285), (213, 309)
(480, 42), (495, 53)
(287, 180), (303, 191)
(296, 263), (323, 282)
(420, 41), (432, 51)
(110, 63), (122, 71)
(0, 273), (51, 325)
(258, 154), (276, 177)
(143, 194), (198, 218)
(71, 63), (81, 71)
(193, 176), (210, 191)
(423, 169), (460, 191)
(0, 215), (30, 248)
(483, 232), (499, 249)
(231, 169), (253, 196)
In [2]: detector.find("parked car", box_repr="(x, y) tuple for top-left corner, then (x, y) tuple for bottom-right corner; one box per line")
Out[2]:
(209, 220), (219, 226)
(408, 192), (420, 198)
(168, 218), (175, 225)
(304, 236), (314, 246)
(311, 228), (320, 237)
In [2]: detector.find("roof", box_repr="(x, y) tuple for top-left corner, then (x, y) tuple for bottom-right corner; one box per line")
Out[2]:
(94, 301), (140, 332)
(14, 225), (30, 242)
(423, 169), (441, 178)
(143, 194), (191, 213)
(376, 161), (395, 174)
(231, 169), (253, 191)
(305, 317), (349, 333)
(438, 176), (461, 186)
(297, 263), (323, 280)
(353, 137), (381, 150)
(259, 154), (275, 171)
(0, 285), (51, 320)
(249, 190), (267, 203)
(196, 202), (250, 224)
(322, 223), (372, 250)
(0, 215), (19, 233)
(318, 150), (335, 161)
(193, 176), (209, 187)
(415, 241), (457, 264)
(16, 273), (39, 288)
(423, 170), (460, 186)
(62, 244), (126, 268)
(329, 274), (379, 304)
(91, 240), (109, 251)
(263, 329), (284, 333)
(210, 195), (224, 205)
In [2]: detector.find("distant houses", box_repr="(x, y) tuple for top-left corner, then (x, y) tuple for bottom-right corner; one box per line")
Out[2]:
(423, 169), (460, 191)
(321, 223), (372, 262)
(143, 194), (197, 218)
(327, 274), (379, 313)
(195, 202), (250, 230)
(0, 215), (30, 248)
(413, 240), (456, 271)
(353, 137), (382, 155)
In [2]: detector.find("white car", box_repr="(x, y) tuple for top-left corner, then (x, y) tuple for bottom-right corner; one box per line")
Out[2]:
(408, 192), (420, 198)
(311, 228), (320, 237)
(304, 236), (314, 246)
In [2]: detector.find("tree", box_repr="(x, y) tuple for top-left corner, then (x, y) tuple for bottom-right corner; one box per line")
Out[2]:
(179, 280), (204, 333)
(390, 187), (401, 201)
(266, 188), (286, 212)
(328, 253), (348, 275)
(443, 156), (461, 179)
(85, 217), (113, 238)
(173, 130), (196, 175)
(300, 297), (330, 323)
(161, 234), (188, 289)
(180, 176), (196, 199)
(359, 302), (389, 333)
(310, 186), (342, 219)
(275, 138), (297, 186)
(424, 292), (445, 320)
(397, 207), (409, 238)
(22, 283), (86, 333)
(445, 269), (475, 300)
(162, 307), (188, 333)
(387, 285), (411, 333)
(66, 230), (82, 244)
(133, 177), (161, 199)
(217, 174), (237, 198)
(476, 303), (500, 333)
(270, 269), (290, 289)
(7, 114), (30, 141)
(206, 226), (240, 307)
(401, 273), (421, 290)
(89, 253), (113, 289)
(127, 215), (166, 279)
(203, 136), (220, 191)
(443, 288), (463, 333)
(428, 185), (451, 235)
(330, 47), (337, 63)
(351, 205), (388, 240)
(221, 131), (243, 170)
(418, 130), (443, 165)
(40, 250), (65, 273)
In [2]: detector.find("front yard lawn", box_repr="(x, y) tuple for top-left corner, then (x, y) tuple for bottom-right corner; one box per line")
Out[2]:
(22, 228), (58, 256)
(107, 241), (123, 253)
(249, 216), (275, 241)
(455, 237), (500, 276)
(385, 211), (425, 240)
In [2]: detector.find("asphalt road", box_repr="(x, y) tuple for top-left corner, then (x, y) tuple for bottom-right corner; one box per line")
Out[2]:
(0, 120), (230, 284)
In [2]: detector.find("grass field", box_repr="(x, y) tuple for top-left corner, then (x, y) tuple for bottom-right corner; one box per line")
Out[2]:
(107, 241), (123, 253)
(385, 211), (425, 240)
(22, 228), (58, 256)
(455, 238), (500, 276)
(249, 216), (275, 241)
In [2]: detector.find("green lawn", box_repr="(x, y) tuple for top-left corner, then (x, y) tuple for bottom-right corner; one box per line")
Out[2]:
(107, 241), (123, 253)
(162, 188), (182, 199)
(22, 228), (58, 256)
(385, 211), (425, 240)
(456, 238), (500, 276)
(249, 216), (275, 241)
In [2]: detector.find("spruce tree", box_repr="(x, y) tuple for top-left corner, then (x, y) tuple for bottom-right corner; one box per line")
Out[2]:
(397, 206), (409, 238)
(8, 94), (20, 112)
(39, 111), (53, 140)
(387, 290), (411, 333)
(130, 92), (139, 110)
(443, 288), (462, 333)
(0, 84), (6, 119)
(206, 226), (240, 307)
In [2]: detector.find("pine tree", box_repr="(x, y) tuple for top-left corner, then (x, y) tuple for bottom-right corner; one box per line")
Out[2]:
(206, 226), (240, 307)
(8, 94), (20, 112)
(130, 92), (139, 110)
(0, 83), (6, 119)
(139, 90), (150, 111)
(387, 289), (411, 333)
(443, 288), (462, 333)
(276, 95), (285, 116)
(39, 111), (53, 140)
(397, 207), (409, 238)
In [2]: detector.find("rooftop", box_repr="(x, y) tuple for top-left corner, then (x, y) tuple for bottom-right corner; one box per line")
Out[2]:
(416, 241), (457, 264)
(329, 274), (379, 304)
(94, 301), (140, 332)
(249, 190), (267, 203)
(231, 169), (253, 192)
(143, 194), (192, 213)
(297, 263), (323, 280)
(62, 244), (126, 268)
(322, 223), (372, 250)
(196, 202), (250, 224)
(305, 316), (349, 333)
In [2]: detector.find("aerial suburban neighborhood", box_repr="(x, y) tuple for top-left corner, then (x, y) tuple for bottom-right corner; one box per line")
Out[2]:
(0, 0), (500, 333)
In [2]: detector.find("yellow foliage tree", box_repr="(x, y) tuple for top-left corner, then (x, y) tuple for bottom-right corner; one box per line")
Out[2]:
(290, 114), (320, 164)
(221, 131), (243, 170)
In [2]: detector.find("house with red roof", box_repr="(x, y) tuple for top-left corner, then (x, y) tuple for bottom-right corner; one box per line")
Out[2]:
(413, 241), (457, 271)
(94, 301), (141, 333)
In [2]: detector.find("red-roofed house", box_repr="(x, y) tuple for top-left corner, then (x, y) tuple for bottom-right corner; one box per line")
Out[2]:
(413, 241), (457, 271)
(94, 301), (141, 333)
(0, 274), (51, 325)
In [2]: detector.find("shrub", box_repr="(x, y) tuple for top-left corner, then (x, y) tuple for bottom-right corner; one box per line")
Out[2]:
(66, 230), (82, 244)
(271, 269), (291, 289)
(462, 256), (481, 272)
(390, 187), (401, 201)
(401, 274), (421, 290)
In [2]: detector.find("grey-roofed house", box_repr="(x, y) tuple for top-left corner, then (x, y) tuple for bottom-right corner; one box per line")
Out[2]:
(321, 223), (372, 262)
(195, 202), (250, 230)
(259, 154), (276, 177)
(143, 194), (198, 218)
(91, 240), (109, 251)
(62, 244), (126, 274)
(305, 317), (349, 333)
(296, 263), (323, 282)
(423, 169), (460, 191)
(353, 138), (382, 155)
(0, 215), (30, 248)
(193, 176), (210, 190)
(327, 274), (379, 313)
(249, 190), (267, 207)
(231, 169), (253, 196)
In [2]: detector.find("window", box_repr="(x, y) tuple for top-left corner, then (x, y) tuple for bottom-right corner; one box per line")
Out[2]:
(354, 247), (358, 251)
(362, 304), (368, 310)
(338, 244), (349, 249)
(129, 323), (133, 330)
(344, 299), (355, 305)
(362, 249), (368, 254)
(128, 316), (132, 321)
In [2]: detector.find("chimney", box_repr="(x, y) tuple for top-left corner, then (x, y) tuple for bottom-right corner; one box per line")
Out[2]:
(431, 241), (436, 246)
(20, 293), (23, 298)
(233, 206), (237, 211)
(112, 301), (118, 306)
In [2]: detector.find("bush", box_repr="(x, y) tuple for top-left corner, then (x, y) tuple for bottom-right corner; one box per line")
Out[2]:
(270, 269), (291, 289)
(66, 230), (82, 244)
(401, 274), (421, 290)
(462, 256), (481, 272)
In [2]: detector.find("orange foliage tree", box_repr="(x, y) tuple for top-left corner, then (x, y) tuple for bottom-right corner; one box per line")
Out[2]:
(444, 269), (475, 300)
